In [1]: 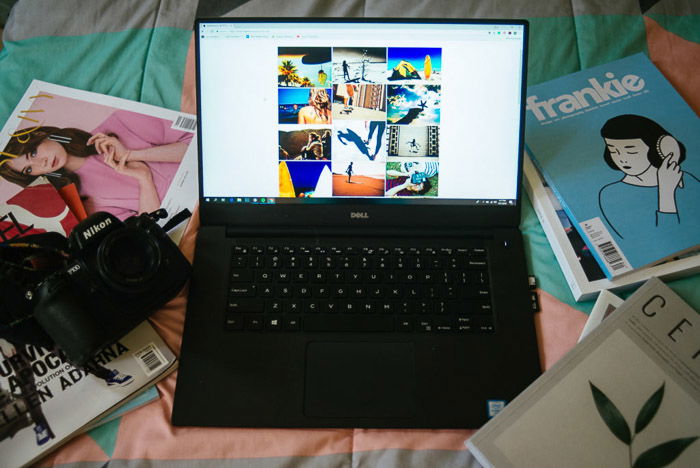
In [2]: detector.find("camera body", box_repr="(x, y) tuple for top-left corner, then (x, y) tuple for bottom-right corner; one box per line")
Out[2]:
(410, 171), (427, 184)
(33, 211), (190, 365)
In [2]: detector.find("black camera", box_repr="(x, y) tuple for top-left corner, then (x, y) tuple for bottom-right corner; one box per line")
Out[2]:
(32, 211), (191, 365)
(410, 171), (428, 184)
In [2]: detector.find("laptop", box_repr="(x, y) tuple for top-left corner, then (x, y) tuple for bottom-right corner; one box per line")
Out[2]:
(172, 18), (541, 429)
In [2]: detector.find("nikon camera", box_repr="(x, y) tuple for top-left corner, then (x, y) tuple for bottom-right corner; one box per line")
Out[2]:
(33, 211), (191, 365)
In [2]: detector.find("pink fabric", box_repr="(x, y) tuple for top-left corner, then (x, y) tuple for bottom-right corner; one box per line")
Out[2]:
(75, 110), (192, 220)
(645, 17), (700, 115)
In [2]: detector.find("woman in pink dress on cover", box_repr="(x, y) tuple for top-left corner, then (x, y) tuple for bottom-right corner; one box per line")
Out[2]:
(0, 110), (192, 220)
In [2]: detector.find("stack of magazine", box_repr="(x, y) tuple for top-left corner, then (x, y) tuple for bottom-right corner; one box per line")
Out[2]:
(0, 81), (198, 467)
(523, 53), (700, 302)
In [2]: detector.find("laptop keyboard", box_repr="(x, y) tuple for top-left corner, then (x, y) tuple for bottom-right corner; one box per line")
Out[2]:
(225, 245), (494, 334)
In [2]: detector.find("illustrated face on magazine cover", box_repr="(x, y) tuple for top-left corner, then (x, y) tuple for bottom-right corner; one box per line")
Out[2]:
(603, 138), (652, 177)
(597, 114), (698, 240)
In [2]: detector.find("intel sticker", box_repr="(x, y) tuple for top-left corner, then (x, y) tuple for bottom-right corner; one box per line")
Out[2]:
(487, 400), (507, 418)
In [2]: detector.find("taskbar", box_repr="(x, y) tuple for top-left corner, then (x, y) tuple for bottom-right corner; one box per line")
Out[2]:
(202, 197), (516, 206)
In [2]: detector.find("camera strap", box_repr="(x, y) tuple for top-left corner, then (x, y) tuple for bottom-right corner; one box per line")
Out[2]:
(160, 208), (192, 233)
(0, 233), (70, 333)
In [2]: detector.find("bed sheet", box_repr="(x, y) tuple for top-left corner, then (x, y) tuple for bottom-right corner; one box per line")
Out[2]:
(0, 1), (698, 466)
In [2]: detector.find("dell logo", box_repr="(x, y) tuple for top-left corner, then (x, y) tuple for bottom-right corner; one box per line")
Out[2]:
(350, 211), (369, 219)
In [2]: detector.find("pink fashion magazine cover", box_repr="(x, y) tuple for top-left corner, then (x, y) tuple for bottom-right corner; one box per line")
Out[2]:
(0, 80), (198, 243)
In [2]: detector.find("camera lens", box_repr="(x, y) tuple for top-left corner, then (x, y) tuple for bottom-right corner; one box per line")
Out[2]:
(96, 228), (161, 293)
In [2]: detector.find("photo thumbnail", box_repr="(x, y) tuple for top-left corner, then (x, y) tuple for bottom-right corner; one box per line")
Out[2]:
(278, 88), (333, 124)
(332, 157), (385, 197)
(385, 160), (439, 197)
(387, 125), (439, 157)
(334, 120), (387, 162)
(279, 126), (332, 161)
(278, 47), (332, 87)
(279, 160), (332, 198)
(387, 85), (441, 125)
(332, 84), (387, 121)
(387, 47), (442, 83)
(332, 47), (387, 84)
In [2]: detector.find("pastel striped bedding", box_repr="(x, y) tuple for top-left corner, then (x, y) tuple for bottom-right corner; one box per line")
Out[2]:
(0, 1), (697, 466)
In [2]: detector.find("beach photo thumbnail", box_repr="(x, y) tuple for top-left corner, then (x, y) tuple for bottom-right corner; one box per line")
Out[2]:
(332, 157), (385, 197)
(278, 47), (332, 87)
(387, 47), (442, 83)
(278, 88), (333, 124)
(387, 125), (439, 157)
(385, 160), (439, 197)
(334, 120), (387, 162)
(332, 47), (387, 84)
(387, 85), (441, 125)
(279, 126), (332, 161)
(279, 160), (332, 198)
(332, 84), (387, 121)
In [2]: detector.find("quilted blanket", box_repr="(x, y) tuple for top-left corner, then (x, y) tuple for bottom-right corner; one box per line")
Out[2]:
(0, 1), (698, 466)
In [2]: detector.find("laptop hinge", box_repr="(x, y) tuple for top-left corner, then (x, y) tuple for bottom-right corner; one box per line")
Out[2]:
(224, 226), (498, 239)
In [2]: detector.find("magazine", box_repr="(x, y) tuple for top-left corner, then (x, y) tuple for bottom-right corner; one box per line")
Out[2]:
(578, 289), (623, 341)
(0, 177), (80, 241)
(524, 155), (700, 301)
(0, 176), (169, 466)
(525, 53), (700, 279)
(467, 278), (700, 467)
(0, 321), (176, 468)
(0, 80), (198, 243)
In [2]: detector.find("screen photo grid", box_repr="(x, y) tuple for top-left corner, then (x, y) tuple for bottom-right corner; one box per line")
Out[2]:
(277, 46), (441, 199)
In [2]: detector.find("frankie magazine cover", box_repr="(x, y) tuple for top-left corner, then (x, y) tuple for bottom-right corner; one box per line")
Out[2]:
(525, 53), (700, 279)
(0, 80), (198, 243)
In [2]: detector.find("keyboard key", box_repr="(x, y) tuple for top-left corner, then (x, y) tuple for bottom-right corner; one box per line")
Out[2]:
(304, 315), (393, 332)
(224, 315), (244, 330)
(230, 285), (255, 297)
(227, 299), (264, 313)
(230, 270), (253, 282)
(285, 315), (301, 330)
(245, 316), (263, 330)
(266, 316), (282, 330)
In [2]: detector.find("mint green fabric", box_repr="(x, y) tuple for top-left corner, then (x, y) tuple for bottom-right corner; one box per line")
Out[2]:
(573, 15), (649, 68)
(526, 18), (582, 85)
(0, 28), (190, 124)
(88, 418), (121, 457)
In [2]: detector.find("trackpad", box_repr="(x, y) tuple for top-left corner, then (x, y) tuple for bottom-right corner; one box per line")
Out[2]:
(304, 342), (416, 418)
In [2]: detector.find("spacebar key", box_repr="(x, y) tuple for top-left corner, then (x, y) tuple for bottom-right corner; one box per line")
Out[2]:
(304, 315), (394, 332)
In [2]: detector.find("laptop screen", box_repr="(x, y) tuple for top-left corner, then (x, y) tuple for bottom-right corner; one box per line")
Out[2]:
(196, 19), (526, 208)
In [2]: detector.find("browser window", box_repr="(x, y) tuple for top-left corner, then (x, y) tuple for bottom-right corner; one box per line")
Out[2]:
(197, 21), (525, 206)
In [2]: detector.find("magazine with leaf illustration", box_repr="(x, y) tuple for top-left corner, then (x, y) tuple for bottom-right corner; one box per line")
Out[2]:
(525, 53), (700, 279)
(0, 79), (198, 243)
(466, 277), (700, 467)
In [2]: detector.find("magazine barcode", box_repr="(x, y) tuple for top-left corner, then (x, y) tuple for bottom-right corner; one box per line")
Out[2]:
(579, 217), (632, 276)
(598, 241), (626, 271)
(172, 115), (196, 132)
(134, 343), (167, 376)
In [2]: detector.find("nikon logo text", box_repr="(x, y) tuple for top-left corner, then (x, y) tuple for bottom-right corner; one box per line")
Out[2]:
(83, 218), (112, 240)
(350, 212), (369, 219)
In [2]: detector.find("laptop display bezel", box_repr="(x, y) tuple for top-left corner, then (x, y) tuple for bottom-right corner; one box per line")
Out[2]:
(195, 17), (529, 229)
